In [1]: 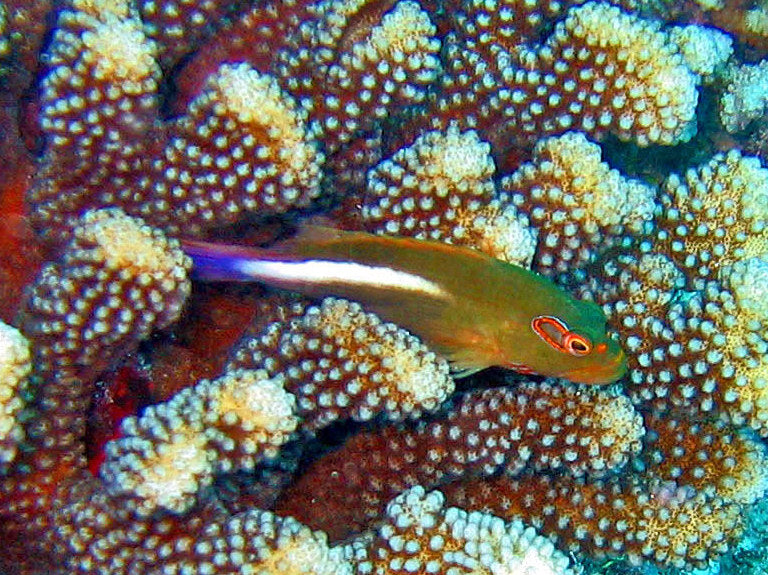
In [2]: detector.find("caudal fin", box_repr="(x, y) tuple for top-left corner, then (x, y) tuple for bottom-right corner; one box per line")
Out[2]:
(180, 239), (268, 282)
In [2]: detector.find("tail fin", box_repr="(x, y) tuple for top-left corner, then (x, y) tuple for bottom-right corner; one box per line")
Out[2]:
(181, 239), (268, 282)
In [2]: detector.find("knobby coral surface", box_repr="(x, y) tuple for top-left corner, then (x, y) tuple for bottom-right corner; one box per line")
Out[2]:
(1, 0), (768, 574)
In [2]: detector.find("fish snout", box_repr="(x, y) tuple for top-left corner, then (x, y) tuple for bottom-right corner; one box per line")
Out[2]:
(561, 343), (628, 385)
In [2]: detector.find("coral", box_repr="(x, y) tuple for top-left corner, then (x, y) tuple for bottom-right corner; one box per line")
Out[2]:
(668, 24), (733, 79)
(27, 0), (163, 244)
(0, 0), (54, 90)
(171, 0), (322, 108)
(718, 495), (768, 575)
(500, 131), (655, 276)
(0, 207), (191, 521)
(435, 1), (699, 148)
(27, 0), (324, 242)
(655, 150), (768, 285)
(20, 208), (191, 382)
(356, 486), (576, 575)
(641, 412), (768, 505)
(39, 472), (357, 574)
(275, 380), (644, 540)
(362, 125), (537, 266)
(720, 60), (768, 134)
(144, 61), (324, 234)
(228, 297), (454, 430)
(709, 0), (768, 53)
(442, 472), (742, 571)
(138, 0), (249, 68)
(100, 368), (298, 515)
(437, 391), (765, 570)
(586, 246), (768, 436)
(3, 0), (768, 574)
(274, 0), (441, 156)
(0, 321), (30, 467)
(575, 150), (768, 437)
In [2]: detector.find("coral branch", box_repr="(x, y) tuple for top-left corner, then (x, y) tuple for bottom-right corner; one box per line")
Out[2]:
(228, 297), (454, 430)
(4, 0), (767, 573)
(442, 473), (742, 570)
(501, 131), (655, 276)
(363, 125), (537, 265)
(435, 2), (699, 147)
(357, 486), (577, 575)
(275, 380), (643, 540)
(27, 0), (162, 244)
(20, 209), (190, 382)
(0, 321), (30, 468)
(655, 150), (768, 285)
(100, 368), (298, 515)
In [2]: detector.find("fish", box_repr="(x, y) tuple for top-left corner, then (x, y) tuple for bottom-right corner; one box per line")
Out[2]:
(181, 227), (627, 384)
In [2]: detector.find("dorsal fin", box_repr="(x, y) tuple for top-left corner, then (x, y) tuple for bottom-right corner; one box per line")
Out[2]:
(291, 224), (349, 243)
(270, 224), (353, 254)
(282, 224), (495, 266)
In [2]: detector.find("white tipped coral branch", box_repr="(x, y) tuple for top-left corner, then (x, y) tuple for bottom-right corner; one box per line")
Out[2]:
(146, 62), (324, 235)
(0, 322), (31, 468)
(100, 369), (298, 515)
(28, 1), (325, 242)
(275, 0), (441, 155)
(228, 297), (454, 430)
(28, 0), (162, 244)
(501, 131), (656, 276)
(12, 208), (190, 471)
(20, 208), (191, 382)
(436, 1), (700, 147)
(656, 150), (768, 286)
(355, 486), (577, 575)
(443, 472), (742, 571)
(363, 126), (537, 267)
(49, 473), (355, 574)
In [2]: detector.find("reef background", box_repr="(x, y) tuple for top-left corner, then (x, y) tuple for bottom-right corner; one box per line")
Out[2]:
(3, 0), (768, 574)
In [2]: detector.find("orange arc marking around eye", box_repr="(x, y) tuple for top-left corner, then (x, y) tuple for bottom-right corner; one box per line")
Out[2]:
(531, 315), (570, 350)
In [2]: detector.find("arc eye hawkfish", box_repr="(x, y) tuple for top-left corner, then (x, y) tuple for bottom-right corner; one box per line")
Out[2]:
(183, 227), (627, 384)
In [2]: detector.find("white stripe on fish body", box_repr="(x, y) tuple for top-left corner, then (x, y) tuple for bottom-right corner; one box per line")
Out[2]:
(236, 258), (449, 298)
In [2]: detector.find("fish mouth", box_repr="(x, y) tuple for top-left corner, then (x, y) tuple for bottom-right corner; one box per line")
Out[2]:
(561, 348), (628, 385)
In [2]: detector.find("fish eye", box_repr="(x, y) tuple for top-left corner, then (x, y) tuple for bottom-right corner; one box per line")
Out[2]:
(563, 333), (592, 356)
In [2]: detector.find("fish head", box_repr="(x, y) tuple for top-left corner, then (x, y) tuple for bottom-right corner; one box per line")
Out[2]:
(498, 299), (627, 384)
